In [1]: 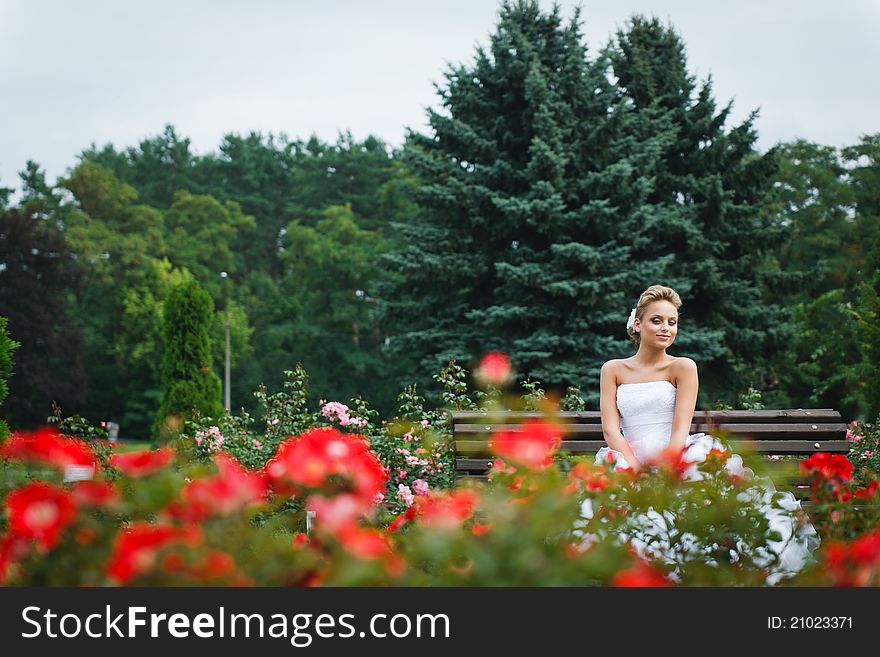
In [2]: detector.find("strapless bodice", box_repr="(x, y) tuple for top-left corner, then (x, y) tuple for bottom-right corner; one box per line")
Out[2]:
(615, 380), (677, 460)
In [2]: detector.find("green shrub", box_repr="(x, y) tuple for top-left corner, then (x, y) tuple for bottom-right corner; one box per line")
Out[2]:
(0, 316), (19, 442)
(154, 279), (224, 441)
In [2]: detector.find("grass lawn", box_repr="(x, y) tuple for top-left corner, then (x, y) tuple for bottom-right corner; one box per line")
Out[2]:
(110, 440), (154, 453)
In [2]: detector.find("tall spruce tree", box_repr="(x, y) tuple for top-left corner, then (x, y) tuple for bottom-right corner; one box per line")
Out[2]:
(608, 16), (790, 401)
(379, 2), (685, 403)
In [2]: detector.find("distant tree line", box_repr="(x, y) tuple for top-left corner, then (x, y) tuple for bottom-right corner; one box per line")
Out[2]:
(1, 1), (878, 436)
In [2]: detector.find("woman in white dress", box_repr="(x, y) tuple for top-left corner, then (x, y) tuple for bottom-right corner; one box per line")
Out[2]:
(581, 284), (819, 583)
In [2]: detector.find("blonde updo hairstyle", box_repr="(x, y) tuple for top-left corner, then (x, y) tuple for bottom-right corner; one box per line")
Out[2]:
(627, 285), (683, 346)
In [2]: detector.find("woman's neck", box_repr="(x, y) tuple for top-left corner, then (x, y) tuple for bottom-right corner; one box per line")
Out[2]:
(632, 345), (669, 368)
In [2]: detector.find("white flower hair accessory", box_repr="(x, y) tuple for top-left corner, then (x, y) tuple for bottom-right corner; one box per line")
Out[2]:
(626, 307), (637, 331)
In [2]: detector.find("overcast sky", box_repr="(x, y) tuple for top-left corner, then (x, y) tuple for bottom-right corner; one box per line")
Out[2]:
(2, 0), (878, 194)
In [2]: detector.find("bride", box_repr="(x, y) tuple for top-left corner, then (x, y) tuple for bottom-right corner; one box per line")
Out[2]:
(580, 284), (819, 583)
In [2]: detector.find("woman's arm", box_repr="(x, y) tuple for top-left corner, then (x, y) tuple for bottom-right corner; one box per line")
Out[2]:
(599, 361), (642, 472)
(669, 358), (699, 452)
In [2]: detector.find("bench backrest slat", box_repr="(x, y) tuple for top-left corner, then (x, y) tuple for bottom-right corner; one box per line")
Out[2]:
(449, 408), (850, 486)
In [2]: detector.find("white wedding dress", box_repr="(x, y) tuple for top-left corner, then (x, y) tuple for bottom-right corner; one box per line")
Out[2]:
(579, 380), (820, 584)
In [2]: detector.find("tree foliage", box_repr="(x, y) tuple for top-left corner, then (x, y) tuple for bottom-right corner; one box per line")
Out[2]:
(0, 206), (86, 426)
(0, 3), (877, 430)
(378, 2), (786, 407)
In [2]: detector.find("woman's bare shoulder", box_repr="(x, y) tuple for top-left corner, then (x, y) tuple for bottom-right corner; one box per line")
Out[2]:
(601, 359), (623, 372)
(672, 356), (698, 380)
(600, 359), (624, 382)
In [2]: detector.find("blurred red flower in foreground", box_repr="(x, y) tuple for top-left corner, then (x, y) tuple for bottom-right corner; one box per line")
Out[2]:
(387, 489), (479, 534)
(307, 494), (367, 533)
(5, 481), (77, 550)
(70, 480), (120, 508)
(653, 446), (688, 478)
(417, 489), (478, 528)
(176, 453), (268, 520)
(188, 550), (238, 581)
(106, 523), (203, 584)
(800, 453), (854, 482)
(110, 447), (175, 478)
(336, 525), (392, 560)
(568, 462), (611, 492)
(611, 560), (671, 587)
(822, 526), (880, 586)
(490, 420), (563, 470)
(0, 427), (95, 469)
(265, 427), (386, 504)
(335, 525), (406, 577)
(474, 351), (512, 387)
(0, 534), (28, 583)
(854, 481), (879, 500)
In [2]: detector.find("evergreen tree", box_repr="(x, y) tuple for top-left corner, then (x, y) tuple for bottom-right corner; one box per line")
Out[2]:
(844, 134), (880, 418)
(0, 179), (12, 210)
(0, 316), (20, 441)
(607, 16), (790, 402)
(114, 259), (193, 439)
(378, 1), (678, 403)
(81, 125), (203, 208)
(856, 267), (880, 420)
(154, 279), (224, 439)
(285, 133), (401, 233)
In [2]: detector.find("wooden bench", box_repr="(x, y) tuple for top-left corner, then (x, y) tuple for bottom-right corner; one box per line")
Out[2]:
(450, 408), (849, 498)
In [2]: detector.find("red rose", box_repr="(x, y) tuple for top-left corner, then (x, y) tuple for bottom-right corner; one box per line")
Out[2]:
(291, 533), (311, 549)
(800, 453), (854, 482)
(110, 447), (175, 477)
(569, 462), (611, 491)
(5, 481), (77, 550)
(336, 525), (392, 560)
(832, 486), (853, 503)
(475, 352), (513, 387)
(470, 522), (491, 536)
(854, 481), (879, 500)
(189, 550), (236, 580)
(652, 446), (688, 477)
(489, 420), (563, 470)
(819, 528), (880, 586)
(849, 529), (880, 565)
(177, 453), (268, 520)
(611, 560), (671, 587)
(307, 494), (370, 534)
(414, 489), (478, 529)
(385, 506), (418, 533)
(106, 522), (202, 584)
(70, 480), (120, 508)
(0, 428), (95, 469)
(264, 428), (386, 504)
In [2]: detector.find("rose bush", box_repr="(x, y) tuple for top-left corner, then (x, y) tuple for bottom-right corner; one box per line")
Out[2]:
(2, 355), (877, 586)
(2, 415), (879, 586)
(184, 365), (456, 513)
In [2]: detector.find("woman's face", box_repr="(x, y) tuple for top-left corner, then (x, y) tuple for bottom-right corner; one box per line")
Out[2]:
(635, 300), (678, 348)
